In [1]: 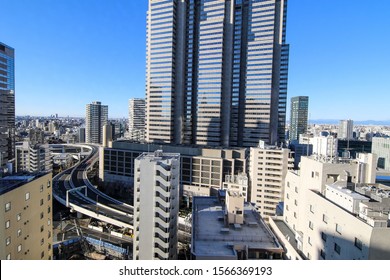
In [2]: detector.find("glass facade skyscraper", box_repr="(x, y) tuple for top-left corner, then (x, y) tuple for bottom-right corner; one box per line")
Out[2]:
(289, 96), (309, 141)
(85, 101), (108, 144)
(0, 42), (15, 166)
(146, 0), (289, 147)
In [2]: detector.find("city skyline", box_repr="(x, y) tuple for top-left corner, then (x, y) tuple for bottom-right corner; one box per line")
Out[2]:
(1, 0), (390, 121)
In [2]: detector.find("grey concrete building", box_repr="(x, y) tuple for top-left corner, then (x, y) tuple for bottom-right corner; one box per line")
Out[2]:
(338, 119), (354, 140)
(85, 101), (108, 144)
(372, 137), (390, 171)
(146, 0), (289, 147)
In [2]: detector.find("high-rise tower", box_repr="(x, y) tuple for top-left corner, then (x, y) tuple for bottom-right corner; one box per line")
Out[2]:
(85, 101), (108, 144)
(146, 0), (289, 147)
(338, 119), (354, 140)
(128, 98), (145, 142)
(289, 96), (309, 141)
(0, 42), (15, 167)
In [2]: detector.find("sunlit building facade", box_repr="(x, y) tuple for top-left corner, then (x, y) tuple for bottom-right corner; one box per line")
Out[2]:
(146, 0), (289, 147)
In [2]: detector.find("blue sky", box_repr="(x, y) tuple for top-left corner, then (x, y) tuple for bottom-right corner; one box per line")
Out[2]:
(0, 0), (389, 121)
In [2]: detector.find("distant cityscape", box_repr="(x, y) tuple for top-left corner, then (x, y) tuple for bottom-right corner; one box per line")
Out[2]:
(1, 0), (390, 261)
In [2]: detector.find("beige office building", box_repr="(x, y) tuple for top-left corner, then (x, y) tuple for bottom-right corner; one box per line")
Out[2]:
(0, 172), (53, 260)
(248, 141), (293, 218)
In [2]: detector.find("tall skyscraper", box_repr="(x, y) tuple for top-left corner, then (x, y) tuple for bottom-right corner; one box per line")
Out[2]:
(146, 0), (289, 147)
(128, 98), (145, 142)
(133, 150), (180, 260)
(0, 42), (15, 167)
(289, 96), (308, 141)
(338, 119), (354, 140)
(85, 101), (108, 144)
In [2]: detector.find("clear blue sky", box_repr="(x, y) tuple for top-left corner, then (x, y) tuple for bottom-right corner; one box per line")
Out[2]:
(1, 0), (389, 121)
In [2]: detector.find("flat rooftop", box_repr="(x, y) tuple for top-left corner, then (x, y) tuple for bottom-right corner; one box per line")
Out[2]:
(0, 173), (48, 195)
(192, 196), (282, 259)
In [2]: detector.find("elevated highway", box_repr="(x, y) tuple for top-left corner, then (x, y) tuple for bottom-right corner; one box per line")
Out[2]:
(52, 144), (134, 230)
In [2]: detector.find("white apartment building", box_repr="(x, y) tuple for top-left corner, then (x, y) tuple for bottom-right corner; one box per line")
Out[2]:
(15, 142), (52, 173)
(223, 173), (249, 201)
(133, 150), (180, 260)
(269, 153), (390, 260)
(310, 136), (338, 161)
(249, 141), (293, 218)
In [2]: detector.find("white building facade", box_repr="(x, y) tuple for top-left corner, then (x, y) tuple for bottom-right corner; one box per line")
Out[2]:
(133, 150), (180, 260)
(269, 153), (390, 260)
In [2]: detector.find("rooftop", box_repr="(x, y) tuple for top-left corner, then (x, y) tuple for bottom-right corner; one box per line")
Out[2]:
(191, 196), (282, 259)
(0, 173), (49, 195)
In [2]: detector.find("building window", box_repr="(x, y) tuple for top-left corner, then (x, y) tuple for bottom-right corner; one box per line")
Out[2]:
(5, 202), (11, 212)
(48, 206), (51, 214)
(6, 236), (11, 246)
(48, 244), (51, 251)
(309, 221), (314, 230)
(321, 232), (327, 242)
(47, 194), (51, 201)
(310, 204), (314, 213)
(41, 225), (44, 232)
(355, 238), (362, 250)
(336, 224), (342, 234)
(6, 254), (11, 260)
(322, 214), (328, 224)
(334, 243), (341, 255)
(41, 238), (44, 245)
(40, 212), (44, 219)
(40, 199), (44, 206)
(40, 185), (43, 192)
(286, 193), (289, 199)
(17, 229), (22, 237)
(25, 192), (30, 201)
(17, 213), (21, 221)
(47, 181), (51, 188)
(41, 251), (45, 258)
(294, 199), (298, 206)
(285, 205), (289, 211)
(47, 219), (51, 226)
(320, 249), (326, 260)
(295, 186), (298, 193)
(308, 236), (312, 246)
(5, 220), (10, 229)
(294, 212), (297, 218)
(18, 244), (22, 252)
